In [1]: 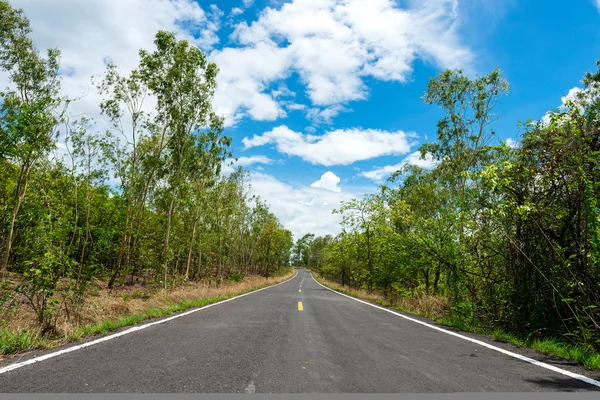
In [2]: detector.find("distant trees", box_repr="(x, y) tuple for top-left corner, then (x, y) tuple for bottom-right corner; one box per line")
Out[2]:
(0, 0), (293, 335)
(305, 64), (600, 351)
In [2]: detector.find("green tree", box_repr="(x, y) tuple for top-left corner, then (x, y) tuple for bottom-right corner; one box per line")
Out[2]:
(0, 0), (62, 278)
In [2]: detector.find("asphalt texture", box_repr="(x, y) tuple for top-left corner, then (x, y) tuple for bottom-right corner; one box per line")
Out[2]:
(1, 268), (599, 393)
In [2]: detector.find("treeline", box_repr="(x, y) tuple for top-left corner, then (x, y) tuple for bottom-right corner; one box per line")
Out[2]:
(0, 1), (293, 333)
(299, 63), (600, 351)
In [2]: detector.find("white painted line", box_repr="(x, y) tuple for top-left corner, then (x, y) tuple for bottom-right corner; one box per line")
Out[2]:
(310, 273), (600, 388)
(0, 270), (299, 375)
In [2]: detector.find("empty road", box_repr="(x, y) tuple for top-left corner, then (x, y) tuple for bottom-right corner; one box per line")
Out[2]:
(1, 268), (599, 393)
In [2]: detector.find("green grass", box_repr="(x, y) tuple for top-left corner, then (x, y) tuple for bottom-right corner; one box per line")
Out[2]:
(1, 269), (295, 358)
(0, 329), (39, 355)
(314, 273), (600, 372)
(531, 339), (600, 370)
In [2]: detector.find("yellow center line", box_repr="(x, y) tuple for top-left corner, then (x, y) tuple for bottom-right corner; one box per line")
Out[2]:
(298, 301), (303, 311)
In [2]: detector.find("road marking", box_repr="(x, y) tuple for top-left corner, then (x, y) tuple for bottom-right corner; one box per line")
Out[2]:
(310, 273), (600, 388)
(0, 270), (300, 376)
(298, 301), (304, 311)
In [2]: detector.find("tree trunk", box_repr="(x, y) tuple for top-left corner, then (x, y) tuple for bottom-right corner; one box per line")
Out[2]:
(1, 166), (29, 280)
(366, 227), (374, 292)
(433, 264), (441, 295)
(185, 217), (198, 280)
(162, 190), (177, 291)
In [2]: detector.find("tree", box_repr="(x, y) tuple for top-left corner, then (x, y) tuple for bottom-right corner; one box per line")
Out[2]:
(0, 0), (62, 279)
(138, 30), (224, 290)
(292, 233), (315, 267)
(334, 195), (385, 292)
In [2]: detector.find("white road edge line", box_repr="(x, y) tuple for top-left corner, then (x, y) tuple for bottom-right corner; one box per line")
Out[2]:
(0, 270), (299, 376)
(310, 272), (600, 388)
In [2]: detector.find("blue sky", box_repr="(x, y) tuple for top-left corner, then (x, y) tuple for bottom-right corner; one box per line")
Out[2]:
(8, 0), (600, 239)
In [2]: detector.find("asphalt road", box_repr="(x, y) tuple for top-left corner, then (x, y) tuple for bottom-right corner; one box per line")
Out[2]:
(1, 268), (600, 393)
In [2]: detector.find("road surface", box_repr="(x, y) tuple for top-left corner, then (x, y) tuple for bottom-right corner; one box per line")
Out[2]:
(1, 268), (599, 393)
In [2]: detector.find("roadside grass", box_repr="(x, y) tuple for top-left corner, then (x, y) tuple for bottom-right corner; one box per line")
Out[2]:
(0, 268), (295, 359)
(312, 272), (600, 372)
(0, 329), (45, 355)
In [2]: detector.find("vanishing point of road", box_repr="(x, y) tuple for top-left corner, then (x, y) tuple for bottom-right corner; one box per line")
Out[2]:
(1, 268), (599, 393)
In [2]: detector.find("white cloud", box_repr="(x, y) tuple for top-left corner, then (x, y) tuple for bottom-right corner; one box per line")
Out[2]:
(3, 0), (222, 137)
(222, 155), (274, 174)
(243, 0), (254, 8)
(541, 112), (552, 125)
(360, 151), (437, 182)
(540, 86), (590, 125)
(306, 105), (350, 124)
(217, 0), (471, 125)
(5, 0), (472, 129)
(250, 172), (357, 239)
(284, 102), (307, 111)
(561, 87), (583, 105)
(596, 0), (600, 12)
(243, 125), (414, 166)
(231, 7), (244, 16)
(311, 172), (342, 192)
(271, 83), (295, 98)
(210, 42), (291, 125)
(505, 138), (519, 149)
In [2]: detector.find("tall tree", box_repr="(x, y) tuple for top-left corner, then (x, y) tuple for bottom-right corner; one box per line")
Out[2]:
(0, 1), (62, 278)
(138, 30), (224, 290)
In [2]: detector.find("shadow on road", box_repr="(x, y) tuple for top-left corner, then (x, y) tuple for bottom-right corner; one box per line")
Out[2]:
(523, 376), (599, 392)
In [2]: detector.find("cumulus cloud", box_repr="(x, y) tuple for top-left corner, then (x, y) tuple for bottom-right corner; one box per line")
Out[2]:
(311, 172), (342, 192)
(3, 0), (222, 136)
(250, 172), (357, 239)
(243, 125), (414, 166)
(222, 155), (274, 174)
(5, 0), (472, 128)
(360, 151), (437, 182)
(217, 0), (472, 125)
(210, 42), (291, 125)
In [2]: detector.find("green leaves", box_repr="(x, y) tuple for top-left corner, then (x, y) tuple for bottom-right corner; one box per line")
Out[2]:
(309, 61), (600, 352)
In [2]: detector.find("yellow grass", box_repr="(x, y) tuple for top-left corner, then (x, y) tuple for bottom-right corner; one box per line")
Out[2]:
(313, 273), (448, 320)
(0, 269), (295, 359)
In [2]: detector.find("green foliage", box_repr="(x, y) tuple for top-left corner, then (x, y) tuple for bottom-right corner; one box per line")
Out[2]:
(0, 2), (294, 337)
(308, 62), (600, 355)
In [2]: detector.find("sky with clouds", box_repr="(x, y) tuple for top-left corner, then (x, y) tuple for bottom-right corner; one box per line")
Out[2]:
(5, 0), (600, 240)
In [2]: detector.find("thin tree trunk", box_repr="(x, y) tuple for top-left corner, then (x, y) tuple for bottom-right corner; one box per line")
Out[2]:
(366, 227), (374, 292)
(185, 222), (197, 280)
(1, 160), (31, 280)
(162, 190), (177, 291)
(433, 264), (441, 295)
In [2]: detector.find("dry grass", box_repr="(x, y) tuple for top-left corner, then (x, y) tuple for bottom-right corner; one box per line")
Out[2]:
(0, 269), (295, 359)
(313, 273), (449, 321)
(58, 274), (291, 334)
